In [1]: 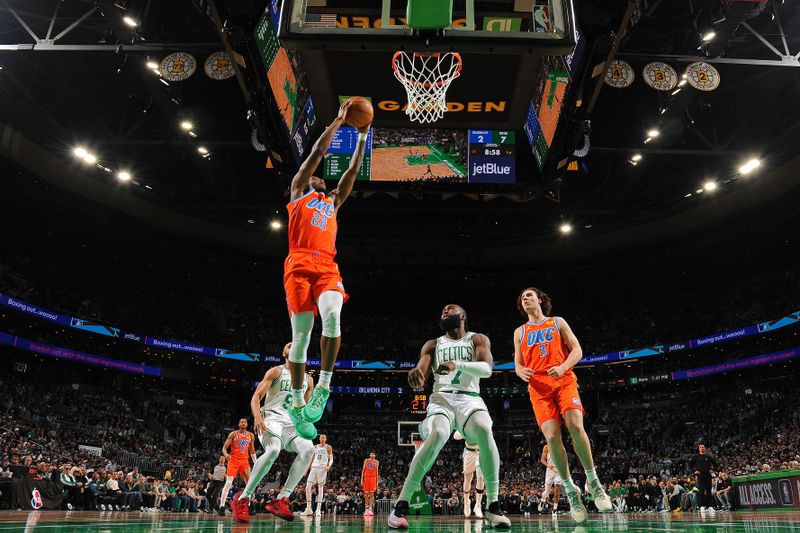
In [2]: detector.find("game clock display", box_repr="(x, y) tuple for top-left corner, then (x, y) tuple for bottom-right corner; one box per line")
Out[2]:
(468, 130), (516, 183)
(410, 394), (428, 415)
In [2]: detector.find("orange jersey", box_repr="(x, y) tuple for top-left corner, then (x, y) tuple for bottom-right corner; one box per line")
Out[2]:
(518, 317), (576, 383)
(287, 190), (338, 257)
(229, 431), (253, 461)
(363, 459), (378, 479)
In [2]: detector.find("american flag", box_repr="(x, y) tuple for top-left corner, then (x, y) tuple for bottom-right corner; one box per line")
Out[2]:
(304, 13), (337, 28)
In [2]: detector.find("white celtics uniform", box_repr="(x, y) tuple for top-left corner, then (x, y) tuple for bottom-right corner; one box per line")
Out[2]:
(421, 332), (489, 439)
(308, 444), (330, 485)
(261, 366), (308, 451)
(463, 443), (483, 480)
(544, 451), (562, 488)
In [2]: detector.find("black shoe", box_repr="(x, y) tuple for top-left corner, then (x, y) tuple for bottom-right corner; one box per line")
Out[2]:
(486, 502), (511, 528)
(217, 507), (225, 516)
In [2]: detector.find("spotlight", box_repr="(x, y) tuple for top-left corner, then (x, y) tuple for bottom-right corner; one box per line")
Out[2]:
(647, 129), (660, 138)
(180, 121), (193, 131)
(197, 146), (209, 154)
(696, 189), (704, 194)
(631, 154), (642, 162)
(151, 68), (161, 75)
(123, 16), (138, 27)
(270, 221), (282, 230)
(83, 153), (97, 164)
(644, 137), (652, 144)
(188, 131), (197, 138)
(672, 88), (682, 96)
(559, 223), (572, 234)
(118, 171), (132, 182)
(146, 61), (158, 69)
(702, 31), (716, 42)
(685, 193), (692, 198)
(678, 79), (687, 87)
(74, 147), (87, 158)
(247, 219), (255, 224)
(739, 159), (761, 174)
(704, 181), (717, 191)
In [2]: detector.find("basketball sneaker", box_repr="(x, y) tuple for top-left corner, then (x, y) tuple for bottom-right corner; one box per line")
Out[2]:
(364, 508), (374, 516)
(302, 386), (330, 423)
(537, 501), (545, 513)
(473, 503), (483, 518)
(300, 507), (313, 516)
(265, 497), (295, 521)
(485, 501), (511, 528)
(288, 405), (317, 440)
(585, 480), (613, 512)
(464, 501), (471, 518)
(231, 492), (250, 523)
(216, 506), (225, 516)
(566, 487), (588, 523)
(388, 500), (410, 529)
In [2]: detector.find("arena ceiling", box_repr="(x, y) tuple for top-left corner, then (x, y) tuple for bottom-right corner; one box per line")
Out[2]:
(1, 0), (799, 261)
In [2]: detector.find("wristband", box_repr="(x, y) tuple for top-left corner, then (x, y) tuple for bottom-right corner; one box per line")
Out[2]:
(357, 132), (368, 142)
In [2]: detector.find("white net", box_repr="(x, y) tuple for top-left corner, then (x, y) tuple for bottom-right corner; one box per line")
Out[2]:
(392, 52), (462, 124)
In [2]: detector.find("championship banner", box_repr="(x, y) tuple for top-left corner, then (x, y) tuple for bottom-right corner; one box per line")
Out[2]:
(733, 468), (800, 510)
(12, 478), (64, 510)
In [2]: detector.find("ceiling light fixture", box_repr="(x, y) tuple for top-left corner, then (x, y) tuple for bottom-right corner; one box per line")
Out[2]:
(559, 223), (572, 234)
(197, 146), (209, 154)
(74, 147), (87, 158)
(270, 221), (282, 230)
(123, 16), (138, 27)
(647, 129), (660, 137)
(702, 31), (716, 42)
(146, 61), (158, 69)
(118, 171), (132, 182)
(704, 181), (717, 191)
(180, 121), (193, 131)
(631, 154), (642, 162)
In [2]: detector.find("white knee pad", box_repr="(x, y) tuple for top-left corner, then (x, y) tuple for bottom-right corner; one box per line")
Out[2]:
(317, 291), (343, 338)
(288, 311), (314, 364)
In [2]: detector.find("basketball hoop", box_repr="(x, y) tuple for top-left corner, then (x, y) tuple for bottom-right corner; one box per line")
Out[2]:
(392, 51), (462, 124)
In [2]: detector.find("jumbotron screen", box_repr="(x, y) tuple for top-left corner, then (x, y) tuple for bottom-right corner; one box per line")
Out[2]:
(323, 128), (515, 183)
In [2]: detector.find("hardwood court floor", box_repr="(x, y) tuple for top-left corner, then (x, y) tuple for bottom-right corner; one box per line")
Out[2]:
(1, 510), (799, 532)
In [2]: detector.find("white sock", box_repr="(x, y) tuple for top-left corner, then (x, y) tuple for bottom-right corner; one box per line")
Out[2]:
(318, 370), (333, 389)
(562, 477), (577, 494)
(585, 467), (599, 485)
(292, 389), (305, 408)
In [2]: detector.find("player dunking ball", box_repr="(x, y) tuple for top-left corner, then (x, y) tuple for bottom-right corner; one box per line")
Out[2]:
(284, 99), (370, 440)
(302, 434), (333, 516)
(230, 343), (315, 523)
(453, 431), (484, 518)
(388, 304), (510, 529)
(361, 452), (379, 516)
(538, 443), (564, 514)
(513, 287), (612, 523)
(218, 419), (256, 515)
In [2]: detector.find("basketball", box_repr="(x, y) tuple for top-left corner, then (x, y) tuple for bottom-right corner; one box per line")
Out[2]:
(345, 97), (374, 129)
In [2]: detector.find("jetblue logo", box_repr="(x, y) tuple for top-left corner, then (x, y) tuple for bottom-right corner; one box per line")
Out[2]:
(526, 328), (555, 346)
(472, 162), (511, 175)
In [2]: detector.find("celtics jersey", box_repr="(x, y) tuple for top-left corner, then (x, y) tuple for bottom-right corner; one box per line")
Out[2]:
(262, 366), (307, 416)
(432, 332), (481, 394)
(311, 444), (329, 469)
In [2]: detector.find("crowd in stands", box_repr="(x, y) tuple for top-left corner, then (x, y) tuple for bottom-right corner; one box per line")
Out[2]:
(2, 367), (799, 515)
(2, 252), (798, 365)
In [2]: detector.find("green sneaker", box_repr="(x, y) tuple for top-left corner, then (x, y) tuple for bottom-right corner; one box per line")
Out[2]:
(288, 406), (317, 440)
(302, 386), (330, 423)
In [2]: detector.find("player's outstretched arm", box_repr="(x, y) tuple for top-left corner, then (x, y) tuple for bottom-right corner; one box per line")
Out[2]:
(332, 124), (370, 210)
(408, 339), (435, 389)
(514, 326), (533, 383)
(251, 366), (281, 434)
(547, 317), (583, 378)
(290, 101), (351, 200)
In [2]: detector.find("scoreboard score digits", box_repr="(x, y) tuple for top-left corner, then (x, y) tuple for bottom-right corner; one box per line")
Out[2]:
(411, 394), (428, 415)
(468, 130), (516, 184)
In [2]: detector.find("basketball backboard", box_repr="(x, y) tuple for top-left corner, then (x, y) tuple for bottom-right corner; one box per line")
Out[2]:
(265, 0), (576, 130)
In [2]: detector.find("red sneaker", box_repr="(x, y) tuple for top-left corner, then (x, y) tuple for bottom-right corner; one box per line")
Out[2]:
(265, 497), (295, 521)
(231, 492), (250, 523)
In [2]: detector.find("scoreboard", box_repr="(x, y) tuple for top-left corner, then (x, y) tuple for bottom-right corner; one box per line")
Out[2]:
(410, 394), (428, 415)
(468, 130), (516, 183)
(323, 127), (373, 181)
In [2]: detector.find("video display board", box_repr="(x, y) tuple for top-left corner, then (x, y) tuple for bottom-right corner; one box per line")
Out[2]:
(468, 130), (516, 183)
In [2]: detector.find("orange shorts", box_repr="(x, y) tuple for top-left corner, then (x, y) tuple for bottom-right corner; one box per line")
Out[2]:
(363, 478), (377, 493)
(528, 374), (584, 426)
(227, 458), (249, 478)
(283, 251), (349, 316)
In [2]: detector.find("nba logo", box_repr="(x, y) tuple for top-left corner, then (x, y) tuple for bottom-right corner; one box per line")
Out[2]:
(30, 488), (43, 509)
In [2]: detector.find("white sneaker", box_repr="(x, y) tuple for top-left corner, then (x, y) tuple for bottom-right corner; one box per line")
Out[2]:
(301, 507), (313, 516)
(473, 504), (483, 518)
(537, 501), (545, 513)
(485, 502), (511, 528)
(585, 481), (613, 512)
(566, 487), (588, 523)
(700, 506), (707, 513)
(315, 508), (322, 516)
(464, 503), (471, 518)
(708, 507), (716, 515)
